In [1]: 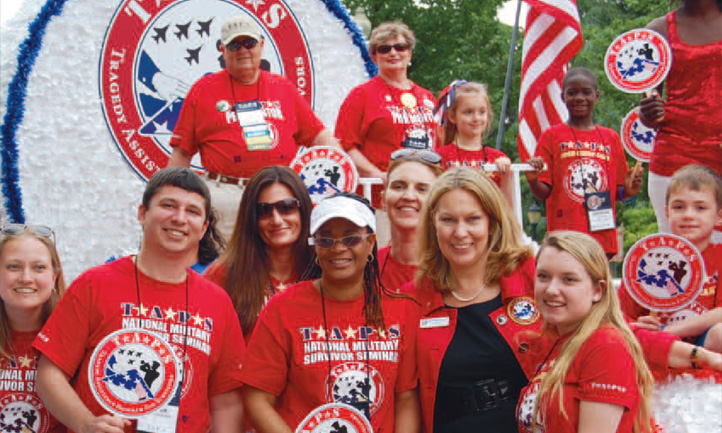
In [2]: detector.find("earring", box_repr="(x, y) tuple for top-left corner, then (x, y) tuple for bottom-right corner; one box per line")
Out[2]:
(367, 254), (373, 263)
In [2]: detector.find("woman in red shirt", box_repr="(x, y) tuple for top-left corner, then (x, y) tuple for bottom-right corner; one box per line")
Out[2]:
(517, 231), (653, 433)
(0, 225), (66, 433)
(206, 166), (313, 337)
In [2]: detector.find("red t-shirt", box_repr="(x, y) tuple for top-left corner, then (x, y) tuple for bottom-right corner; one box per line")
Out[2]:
(1, 331), (62, 433)
(33, 256), (245, 433)
(336, 76), (437, 207)
(437, 144), (509, 187)
(377, 246), (417, 293)
(170, 70), (324, 178)
(240, 280), (418, 433)
(620, 243), (722, 325)
(517, 326), (640, 433)
(535, 123), (629, 255)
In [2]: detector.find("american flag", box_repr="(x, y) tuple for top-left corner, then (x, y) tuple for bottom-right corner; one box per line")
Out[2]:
(517, 0), (584, 161)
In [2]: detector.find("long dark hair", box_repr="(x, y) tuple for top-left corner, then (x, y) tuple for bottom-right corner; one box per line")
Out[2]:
(217, 166), (313, 334)
(300, 192), (389, 332)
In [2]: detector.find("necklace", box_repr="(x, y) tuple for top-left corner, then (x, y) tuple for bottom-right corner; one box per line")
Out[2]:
(449, 282), (487, 302)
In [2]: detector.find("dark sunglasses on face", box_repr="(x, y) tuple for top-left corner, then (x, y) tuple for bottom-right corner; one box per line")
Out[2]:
(310, 234), (373, 249)
(257, 198), (300, 218)
(226, 38), (259, 51)
(1, 223), (56, 243)
(390, 148), (442, 165)
(376, 43), (409, 54)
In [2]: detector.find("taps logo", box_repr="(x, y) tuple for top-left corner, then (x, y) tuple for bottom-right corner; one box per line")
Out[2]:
(621, 108), (656, 162)
(0, 394), (50, 433)
(88, 329), (181, 417)
(295, 403), (373, 433)
(604, 29), (671, 93)
(623, 234), (705, 312)
(99, 0), (314, 180)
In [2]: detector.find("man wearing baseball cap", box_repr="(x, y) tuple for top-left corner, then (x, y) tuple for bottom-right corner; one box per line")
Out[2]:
(168, 15), (336, 239)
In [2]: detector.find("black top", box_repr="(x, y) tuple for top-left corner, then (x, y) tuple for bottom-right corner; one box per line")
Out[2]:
(433, 294), (528, 433)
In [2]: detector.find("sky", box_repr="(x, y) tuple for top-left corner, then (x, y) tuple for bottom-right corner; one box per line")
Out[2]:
(1, 0), (528, 27)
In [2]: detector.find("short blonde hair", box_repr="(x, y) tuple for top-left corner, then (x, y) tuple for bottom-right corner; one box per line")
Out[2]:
(416, 167), (532, 289)
(368, 21), (416, 54)
(666, 164), (722, 210)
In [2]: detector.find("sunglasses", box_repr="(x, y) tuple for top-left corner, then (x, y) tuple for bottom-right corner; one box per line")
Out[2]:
(257, 198), (301, 218)
(310, 234), (373, 249)
(376, 43), (409, 54)
(390, 148), (442, 165)
(226, 38), (259, 51)
(1, 223), (56, 243)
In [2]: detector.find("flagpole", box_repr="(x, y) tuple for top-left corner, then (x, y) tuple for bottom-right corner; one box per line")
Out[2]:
(495, 0), (523, 150)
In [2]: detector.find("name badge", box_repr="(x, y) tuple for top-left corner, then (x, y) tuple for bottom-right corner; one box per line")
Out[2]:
(585, 190), (615, 232)
(420, 317), (450, 328)
(136, 378), (183, 433)
(234, 101), (272, 151)
(402, 132), (430, 150)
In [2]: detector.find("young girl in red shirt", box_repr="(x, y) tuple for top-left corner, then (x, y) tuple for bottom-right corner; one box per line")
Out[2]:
(436, 81), (514, 206)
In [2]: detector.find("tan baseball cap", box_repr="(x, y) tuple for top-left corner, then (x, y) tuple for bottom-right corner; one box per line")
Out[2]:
(221, 15), (263, 46)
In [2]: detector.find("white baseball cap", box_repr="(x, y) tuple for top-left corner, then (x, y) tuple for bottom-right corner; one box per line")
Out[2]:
(221, 16), (263, 46)
(310, 195), (376, 236)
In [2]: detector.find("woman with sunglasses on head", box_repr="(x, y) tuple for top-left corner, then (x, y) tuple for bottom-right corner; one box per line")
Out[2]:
(241, 192), (420, 433)
(379, 148), (443, 292)
(336, 21), (437, 213)
(206, 166), (313, 337)
(1, 224), (66, 433)
(403, 166), (536, 433)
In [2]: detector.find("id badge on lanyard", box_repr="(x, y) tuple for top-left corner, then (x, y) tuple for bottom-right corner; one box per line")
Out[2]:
(136, 366), (184, 433)
(235, 100), (272, 151)
(585, 190), (615, 232)
(402, 131), (430, 150)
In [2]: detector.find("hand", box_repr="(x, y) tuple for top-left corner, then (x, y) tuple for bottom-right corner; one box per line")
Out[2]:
(634, 315), (661, 331)
(639, 90), (665, 129)
(152, 72), (191, 101)
(79, 415), (131, 433)
(624, 161), (644, 198)
(495, 157), (512, 174)
(524, 157), (545, 183)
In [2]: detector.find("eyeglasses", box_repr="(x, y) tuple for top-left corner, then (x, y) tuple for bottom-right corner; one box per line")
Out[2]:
(309, 234), (373, 249)
(226, 38), (259, 51)
(257, 198), (301, 218)
(1, 224), (56, 243)
(390, 148), (442, 165)
(376, 43), (409, 54)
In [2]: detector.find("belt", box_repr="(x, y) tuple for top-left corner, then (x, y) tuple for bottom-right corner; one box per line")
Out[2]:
(435, 378), (514, 423)
(205, 171), (246, 186)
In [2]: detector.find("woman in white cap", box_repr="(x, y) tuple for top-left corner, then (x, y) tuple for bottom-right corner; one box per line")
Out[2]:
(240, 192), (420, 433)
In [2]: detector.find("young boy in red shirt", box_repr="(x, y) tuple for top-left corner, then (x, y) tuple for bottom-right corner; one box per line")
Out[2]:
(525, 67), (644, 258)
(620, 164), (722, 352)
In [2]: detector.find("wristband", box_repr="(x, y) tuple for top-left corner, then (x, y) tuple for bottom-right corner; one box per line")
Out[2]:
(690, 346), (701, 369)
(620, 187), (636, 204)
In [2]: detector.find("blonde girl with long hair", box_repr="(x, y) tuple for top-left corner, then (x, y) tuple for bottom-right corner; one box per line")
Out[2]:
(517, 231), (653, 433)
(0, 225), (66, 433)
(435, 81), (514, 205)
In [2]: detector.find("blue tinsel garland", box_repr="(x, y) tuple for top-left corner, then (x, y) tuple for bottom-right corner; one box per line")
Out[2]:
(1, 0), (373, 224)
(1, 0), (69, 224)
(319, 0), (378, 78)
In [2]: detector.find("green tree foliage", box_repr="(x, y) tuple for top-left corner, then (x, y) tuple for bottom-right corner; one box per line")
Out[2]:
(341, 0), (670, 249)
